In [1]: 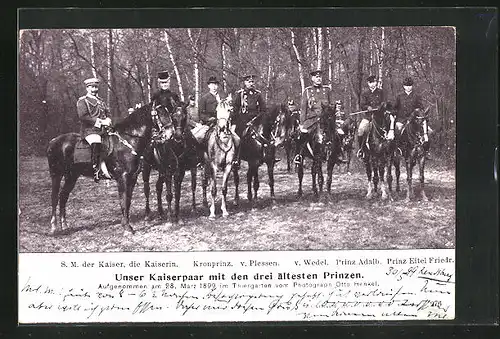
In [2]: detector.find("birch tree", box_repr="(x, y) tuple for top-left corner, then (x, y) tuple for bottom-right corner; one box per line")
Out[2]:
(187, 28), (201, 106)
(164, 30), (185, 101)
(290, 28), (305, 94)
(316, 27), (324, 70)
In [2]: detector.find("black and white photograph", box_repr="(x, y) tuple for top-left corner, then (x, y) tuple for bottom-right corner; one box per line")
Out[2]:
(18, 25), (456, 253)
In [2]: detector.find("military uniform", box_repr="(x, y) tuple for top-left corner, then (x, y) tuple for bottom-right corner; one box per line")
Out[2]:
(300, 84), (334, 132)
(77, 94), (110, 138)
(233, 87), (266, 136)
(151, 89), (180, 113)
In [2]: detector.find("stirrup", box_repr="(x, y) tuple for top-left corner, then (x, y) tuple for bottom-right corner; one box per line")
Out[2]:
(93, 167), (100, 183)
(294, 154), (302, 164)
(356, 149), (364, 159)
(274, 158), (281, 164)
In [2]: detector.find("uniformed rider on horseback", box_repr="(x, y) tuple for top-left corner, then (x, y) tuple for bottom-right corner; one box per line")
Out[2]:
(356, 75), (389, 159)
(392, 77), (432, 154)
(294, 69), (346, 164)
(77, 77), (112, 182)
(232, 74), (278, 167)
(150, 70), (202, 161)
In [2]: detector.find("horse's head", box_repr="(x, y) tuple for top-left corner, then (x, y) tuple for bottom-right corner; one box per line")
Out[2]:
(318, 103), (337, 143)
(269, 105), (288, 147)
(171, 102), (188, 142)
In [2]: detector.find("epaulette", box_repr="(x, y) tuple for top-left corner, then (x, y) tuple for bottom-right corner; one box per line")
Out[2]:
(304, 86), (313, 90)
(254, 89), (261, 93)
(78, 95), (86, 100)
(236, 89), (244, 93)
(322, 85), (331, 89)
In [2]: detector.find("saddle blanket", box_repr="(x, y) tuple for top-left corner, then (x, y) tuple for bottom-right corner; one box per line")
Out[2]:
(74, 140), (91, 163)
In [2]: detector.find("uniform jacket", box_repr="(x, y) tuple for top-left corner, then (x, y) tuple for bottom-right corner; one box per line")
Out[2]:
(151, 89), (180, 113)
(198, 91), (227, 124)
(300, 85), (334, 131)
(394, 91), (423, 121)
(77, 94), (110, 137)
(233, 88), (266, 135)
(360, 88), (386, 111)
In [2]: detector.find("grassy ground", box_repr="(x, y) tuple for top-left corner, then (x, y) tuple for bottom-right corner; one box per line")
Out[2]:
(18, 151), (455, 253)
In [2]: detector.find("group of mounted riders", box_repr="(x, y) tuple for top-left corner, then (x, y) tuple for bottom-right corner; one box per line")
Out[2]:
(78, 68), (431, 184)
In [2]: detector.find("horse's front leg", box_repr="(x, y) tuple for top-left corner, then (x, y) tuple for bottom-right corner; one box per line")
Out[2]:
(221, 164), (232, 218)
(285, 141), (292, 173)
(394, 154), (401, 192)
(190, 166), (197, 212)
(117, 172), (135, 234)
(202, 164), (209, 208)
(326, 156), (335, 194)
(405, 157), (414, 202)
(267, 159), (276, 203)
(172, 168), (185, 224)
(59, 173), (78, 232)
(380, 158), (391, 201)
(317, 158), (324, 194)
(364, 158), (374, 200)
(164, 171), (173, 222)
(233, 165), (240, 206)
(252, 164), (260, 201)
(142, 163), (152, 221)
(297, 158), (304, 197)
(246, 166), (253, 202)
(50, 173), (62, 235)
(156, 173), (165, 219)
(311, 159), (319, 200)
(209, 164), (217, 219)
(419, 155), (428, 201)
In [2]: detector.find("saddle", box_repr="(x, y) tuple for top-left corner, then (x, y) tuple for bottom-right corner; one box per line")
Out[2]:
(73, 135), (113, 164)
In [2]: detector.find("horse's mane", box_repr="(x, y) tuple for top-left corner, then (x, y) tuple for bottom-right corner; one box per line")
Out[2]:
(113, 103), (152, 132)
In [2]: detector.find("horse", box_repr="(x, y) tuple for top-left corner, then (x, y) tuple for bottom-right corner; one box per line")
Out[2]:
(390, 108), (430, 201)
(203, 96), (237, 218)
(142, 98), (199, 224)
(296, 104), (340, 200)
(337, 116), (357, 174)
(46, 102), (169, 235)
(282, 102), (301, 173)
(231, 104), (285, 206)
(359, 104), (395, 201)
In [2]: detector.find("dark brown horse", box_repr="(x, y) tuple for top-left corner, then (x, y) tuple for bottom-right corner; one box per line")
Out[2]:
(283, 103), (301, 173)
(142, 99), (198, 224)
(296, 104), (340, 199)
(232, 104), (287, 206)
(46, 102), (169, 235)
(390, 108), (430, 201)
(360, 105), (395, 200)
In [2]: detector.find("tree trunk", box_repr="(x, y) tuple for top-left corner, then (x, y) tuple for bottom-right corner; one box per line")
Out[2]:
(188, 28), (200, 107)
(164, 30), (185, 101)
(290, 28), (305, 94)
(221, 40), (228, 93)
(106, 29), (113, 111)
(266, 30), (272, 101)
(327, 28), (333, 84)
(317, 27), (324, 71)
(89, 35), (97, 78)
(378, 27), (385, 89)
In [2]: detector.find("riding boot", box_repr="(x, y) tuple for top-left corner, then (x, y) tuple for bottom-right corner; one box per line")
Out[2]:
(356, 135), (365, 159)
(91, 143), (102, 182)
(337, 136), (348, 163)
(293, 138), (304, 164)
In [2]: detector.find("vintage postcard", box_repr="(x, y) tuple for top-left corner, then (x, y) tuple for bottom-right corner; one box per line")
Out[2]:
(18, 14), (456, 322)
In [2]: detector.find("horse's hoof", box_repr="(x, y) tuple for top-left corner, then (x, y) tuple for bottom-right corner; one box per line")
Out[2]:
(405, 197), (411, 203)
(422, 195), (429, 202)
(366, 193), (373, 200)
(222, 213), (229, 218)
(208, 215), (216, 220)
(124, 226), (135, 236)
